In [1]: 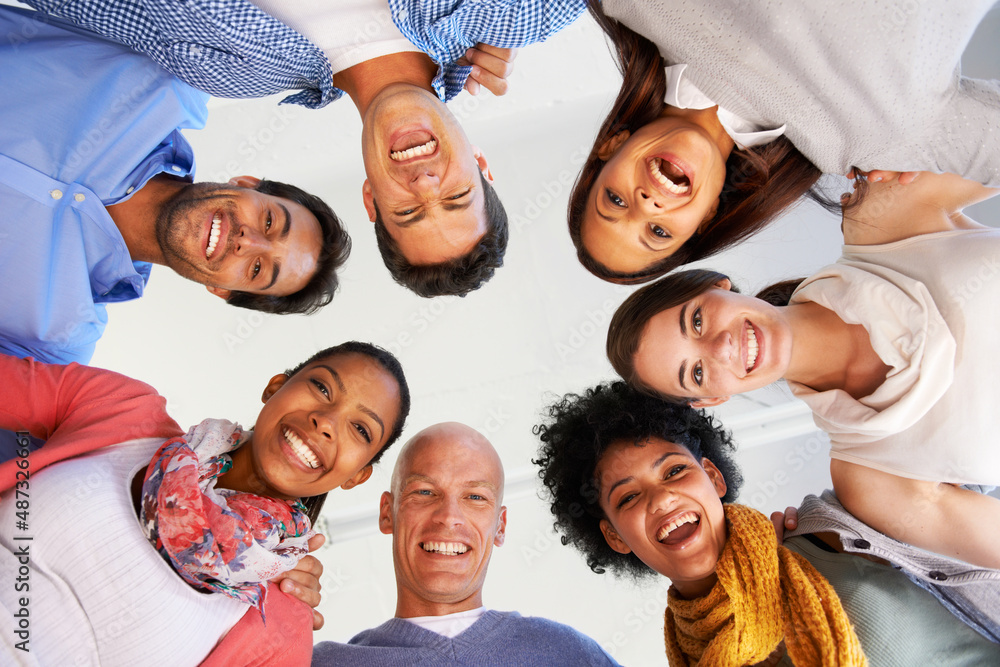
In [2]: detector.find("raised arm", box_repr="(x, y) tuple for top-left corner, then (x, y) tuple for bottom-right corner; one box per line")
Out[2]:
(831, 459), (1000, 569)
(0, 354), (182, 492)
(842, 171), (998, 246)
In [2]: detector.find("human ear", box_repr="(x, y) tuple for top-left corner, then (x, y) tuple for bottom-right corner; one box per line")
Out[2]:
(690, 395), (730, 408)
(701, 458), (728, 499)
(596, 130), (631, 161)
(493, 506), (508, 547)
(599, 519), (633, 555)
(206, 285), (232, 300)
(362, 180), (377, 222)
(228, 175), (262, 189)
(261, 373), (289, 402)
(378, 491), (394, 535)
(472, 146), (493, 183)
(713, 277), (732, 291)
(341, 465), (373, 490)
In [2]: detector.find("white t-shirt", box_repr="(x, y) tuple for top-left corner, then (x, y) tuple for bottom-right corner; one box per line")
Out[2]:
(664, 64), (786, 150)
(403, 607), (487, 638)
(249, 0), (423, 74)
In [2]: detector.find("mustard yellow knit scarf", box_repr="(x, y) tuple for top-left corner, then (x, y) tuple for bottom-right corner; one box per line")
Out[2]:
(664, 504), (867, 666)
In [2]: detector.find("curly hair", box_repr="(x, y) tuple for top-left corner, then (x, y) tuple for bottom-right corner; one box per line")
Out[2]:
(226, 179), (351, 315)
(533, 381), (743, 579)
(373, 172), (508, 298)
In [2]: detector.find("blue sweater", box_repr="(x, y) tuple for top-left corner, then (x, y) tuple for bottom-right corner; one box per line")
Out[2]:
(312, 610), (619, 666)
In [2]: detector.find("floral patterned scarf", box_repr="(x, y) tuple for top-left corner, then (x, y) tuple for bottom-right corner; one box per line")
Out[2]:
(140, 419), (313, 617)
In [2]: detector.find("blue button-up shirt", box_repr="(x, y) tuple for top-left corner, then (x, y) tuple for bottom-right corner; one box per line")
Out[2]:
(21, 0), (587, 108)
(0, 6), (209, 364)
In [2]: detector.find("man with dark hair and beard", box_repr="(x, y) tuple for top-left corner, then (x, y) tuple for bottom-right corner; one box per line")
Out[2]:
(0, 5), (349, 366)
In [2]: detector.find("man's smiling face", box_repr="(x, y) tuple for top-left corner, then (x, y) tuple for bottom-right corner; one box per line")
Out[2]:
(155, 176), (322, 299)
(379, 423), (506, 617)
(361, 84), (491, 266)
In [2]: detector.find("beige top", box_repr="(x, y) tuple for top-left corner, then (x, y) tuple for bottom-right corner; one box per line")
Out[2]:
(789, 229), (1000, 485)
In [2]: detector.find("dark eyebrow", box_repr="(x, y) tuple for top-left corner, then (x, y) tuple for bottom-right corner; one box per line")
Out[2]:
(605, 451), (683, 503)
(442, 198), (473, 212)
(317, 364), (385, 440)
(261, 204), (290, 291)
(678, 303), (689, 390)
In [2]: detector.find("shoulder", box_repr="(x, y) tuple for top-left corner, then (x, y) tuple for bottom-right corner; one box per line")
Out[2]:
(484, 612), (619, 664)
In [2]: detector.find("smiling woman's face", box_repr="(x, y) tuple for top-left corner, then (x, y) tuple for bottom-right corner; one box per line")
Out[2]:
(245, 352), (402, 500)
(596, 438), (728, 599)
(632, 281), (793, 405)
(581, 116), (730, 275)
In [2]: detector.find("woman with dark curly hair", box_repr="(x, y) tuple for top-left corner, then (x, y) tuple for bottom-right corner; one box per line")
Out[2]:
(534, 382), (1000, 665)
(569, 0), (999, 284)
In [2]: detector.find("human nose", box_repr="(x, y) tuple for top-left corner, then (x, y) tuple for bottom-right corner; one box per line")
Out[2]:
(648, 482), (676, 514)
(431, 493), (464, 527)
(234, 224), (270, 254)
(708, 329), (734, 366)
(409, 171), (441, 197)
(635, 188), (664, 213)
(309, 409), (337, 442)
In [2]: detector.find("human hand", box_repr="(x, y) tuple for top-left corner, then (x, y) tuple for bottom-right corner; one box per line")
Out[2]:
(458, 44), (517, 96)
(271, 533), (326, 630)
(846, 168), (920, 186)
(769, 506), (798, 543)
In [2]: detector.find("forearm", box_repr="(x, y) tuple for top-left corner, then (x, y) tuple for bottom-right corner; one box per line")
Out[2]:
(831, 459), (1000, 568)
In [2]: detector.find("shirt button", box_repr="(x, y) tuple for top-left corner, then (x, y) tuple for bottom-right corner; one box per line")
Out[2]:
(74, 193), (85, 202)
(126, 186), (135, 194)
(50, 189), (63, 199)
(928, 571), (948, 581)
(396, 9), (408, 20)
(171, 165), (182, 173)
(852, 539), (871, 550)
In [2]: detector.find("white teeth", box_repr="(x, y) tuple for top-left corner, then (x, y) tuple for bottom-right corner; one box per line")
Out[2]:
(656, 512), (699, 542)
(390, 139), (438, 162)
(206, 213), (221, 258)
(284, 428), (320, 469)
(421, 541), (469, 555)
(746, 325), (759, 372)
(648, 158), (691, 195)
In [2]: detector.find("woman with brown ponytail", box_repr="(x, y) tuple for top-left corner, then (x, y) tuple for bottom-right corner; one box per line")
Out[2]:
(570, 0), (999, 283)
(604, 171), (1000, 575)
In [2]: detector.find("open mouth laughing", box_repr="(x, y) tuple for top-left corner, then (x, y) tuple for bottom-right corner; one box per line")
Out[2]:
(655, 511), (701, 547)
(206, 213), (222, 259)
(283, 427), (321, 470)
(389, 130), (439, 163)
(648, 157), (691, 195)
(421, 541), (469, 556)
(745, 322), (760, 373)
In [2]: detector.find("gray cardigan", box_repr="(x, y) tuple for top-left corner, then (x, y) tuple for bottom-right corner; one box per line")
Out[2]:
(787, 490), (1000, 643)
(604, 0), (1000, 185)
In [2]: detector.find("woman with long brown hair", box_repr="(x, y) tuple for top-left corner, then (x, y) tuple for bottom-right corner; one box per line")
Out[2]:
(604, 171), (1000, 572)
(570, 0), (999, 284)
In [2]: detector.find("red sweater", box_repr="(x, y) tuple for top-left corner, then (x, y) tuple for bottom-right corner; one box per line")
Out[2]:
(0, 355), (312, 666)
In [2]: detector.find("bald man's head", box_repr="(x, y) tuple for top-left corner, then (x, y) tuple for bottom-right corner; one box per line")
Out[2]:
(379, 422), (507, 618)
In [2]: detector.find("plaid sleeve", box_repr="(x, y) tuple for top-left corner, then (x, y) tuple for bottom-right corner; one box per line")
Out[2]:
(390, 0), (587, 102)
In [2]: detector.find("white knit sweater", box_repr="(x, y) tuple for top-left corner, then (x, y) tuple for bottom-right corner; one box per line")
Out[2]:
(0, 440), (247, 667)
(604, 0), (1000, 185)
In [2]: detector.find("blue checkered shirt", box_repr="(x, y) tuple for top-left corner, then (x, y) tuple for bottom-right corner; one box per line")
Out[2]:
(22, 0), (586, 108)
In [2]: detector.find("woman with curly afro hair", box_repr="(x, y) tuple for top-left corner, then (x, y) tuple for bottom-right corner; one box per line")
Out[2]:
(533, 382), (1000, 665)
(533, 381), (869, 665)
